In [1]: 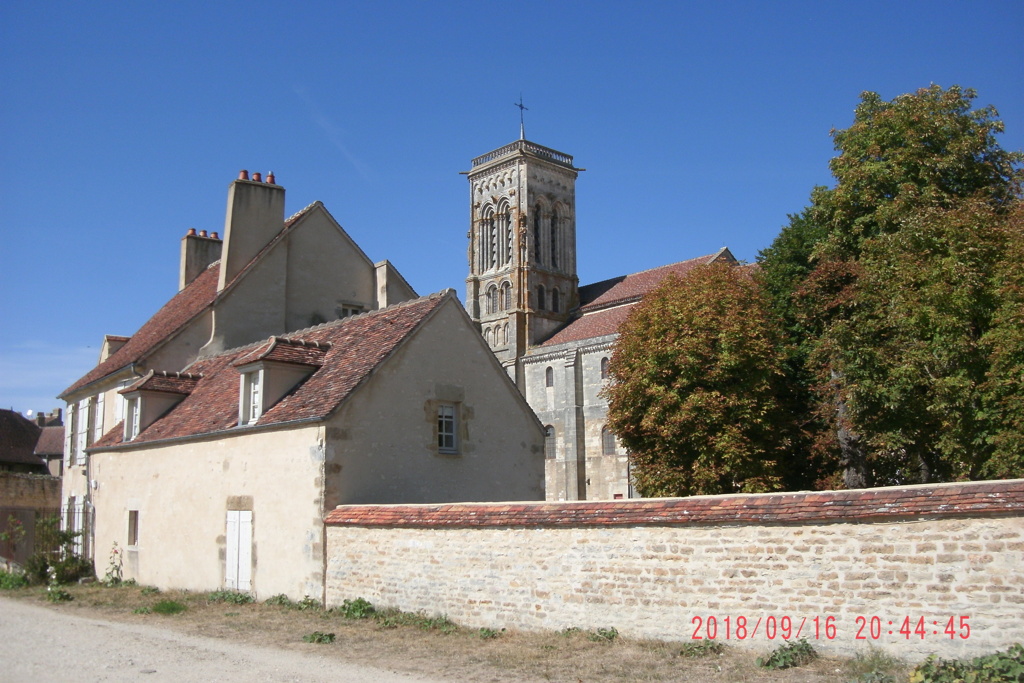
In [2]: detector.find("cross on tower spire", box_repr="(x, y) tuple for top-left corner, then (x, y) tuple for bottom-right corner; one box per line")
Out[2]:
(514, 94), (528, 140)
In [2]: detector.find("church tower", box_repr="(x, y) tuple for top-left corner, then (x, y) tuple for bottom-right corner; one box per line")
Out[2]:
(465, 138), (580, 373)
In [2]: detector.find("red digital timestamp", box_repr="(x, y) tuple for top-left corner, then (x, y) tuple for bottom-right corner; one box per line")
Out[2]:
(689, 615), (972, 641)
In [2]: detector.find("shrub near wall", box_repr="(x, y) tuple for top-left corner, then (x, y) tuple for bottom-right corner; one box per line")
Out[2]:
(325, 480), (1024, 660)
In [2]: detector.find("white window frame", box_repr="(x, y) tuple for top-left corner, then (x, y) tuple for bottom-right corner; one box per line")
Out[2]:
(93, 392), (105, 443)
(240, 369), (263, 425)
(124, 396), (141, 441)
(437, 403), (457, 454)
(127, 510), (139, 547)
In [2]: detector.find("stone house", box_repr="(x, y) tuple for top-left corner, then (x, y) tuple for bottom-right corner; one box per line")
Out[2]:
(86, 290), (543, 599)
(58, 169), (424, 562)
(463, 136), (741, 500)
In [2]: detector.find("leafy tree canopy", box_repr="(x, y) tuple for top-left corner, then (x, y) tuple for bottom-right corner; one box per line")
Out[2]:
(759, 84), (1023, 487)
(604, 262), (793, 497)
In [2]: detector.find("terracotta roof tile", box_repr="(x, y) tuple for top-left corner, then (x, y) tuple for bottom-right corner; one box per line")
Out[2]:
(61, 264), (221, 398)
(325, 480), (1024, 527)
(92, 292), (451, 449)
(0, 409), (44, 467)
(580, 249), (734, 312)
(232, 337), (330, 368)
(123, 370), (202, 395)
(33, 426), (65, 457)
(539, 249), (736, 348)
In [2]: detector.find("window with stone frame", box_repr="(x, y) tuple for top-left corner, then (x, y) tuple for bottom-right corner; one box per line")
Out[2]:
(536, 284), (545, 311)
(544, 425), (556, 459)
(600, 356), (610, 380)
(437, 403), (458, 454)
(545, 366), (554, 387)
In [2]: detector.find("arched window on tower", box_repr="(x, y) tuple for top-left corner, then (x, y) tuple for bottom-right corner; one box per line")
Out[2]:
(550, 207), (560, 269)
(600, 357), (610, 380)
(536, 284), (545, 311)
(602, 426), (617, 455)
(499, 204), (513, 266)
(484, 327), (493, 346)
(533, 204), (543, 263)
(551, 288), (560, 313)
(486, 285), (498, 315)
(501, 282), (512, 311)
(545, 366), (554, 387)
(483, 207), (497, 270)
(544, 425), (556, 459)
(503, 323), (509, 345)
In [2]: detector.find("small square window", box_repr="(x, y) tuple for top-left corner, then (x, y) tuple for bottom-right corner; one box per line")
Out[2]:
(438, 404), (457, 453)
(128, 510), (139, 547)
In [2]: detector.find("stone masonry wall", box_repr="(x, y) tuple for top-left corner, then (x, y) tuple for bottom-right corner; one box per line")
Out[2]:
(0, 472), (62, 567)
(325, 480), (1024, 660)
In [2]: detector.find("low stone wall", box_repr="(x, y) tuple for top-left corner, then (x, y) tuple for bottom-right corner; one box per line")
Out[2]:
(325, 480), (1024, 659)
(0, 472), (62, 567)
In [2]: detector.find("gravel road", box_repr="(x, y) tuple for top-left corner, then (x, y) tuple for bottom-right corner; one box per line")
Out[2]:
(0, 597), (447, 683)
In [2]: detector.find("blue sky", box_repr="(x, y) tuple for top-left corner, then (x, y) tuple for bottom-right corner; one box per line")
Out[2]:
(2, 0), (1022, 416)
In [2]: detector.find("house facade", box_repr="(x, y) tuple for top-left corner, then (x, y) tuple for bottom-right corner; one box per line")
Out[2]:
(86, 292), (544, 599)
(59, 170), (419, 562)
(464, 137), (740, 501)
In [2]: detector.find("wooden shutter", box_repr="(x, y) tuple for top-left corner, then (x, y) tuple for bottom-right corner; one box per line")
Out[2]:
(93, 392), (105, 442)
(64, 402), (75, 468)
(225, 511), (252, 591)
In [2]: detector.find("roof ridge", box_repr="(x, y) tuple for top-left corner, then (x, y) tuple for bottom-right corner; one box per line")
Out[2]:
(198, 290), (455, 362)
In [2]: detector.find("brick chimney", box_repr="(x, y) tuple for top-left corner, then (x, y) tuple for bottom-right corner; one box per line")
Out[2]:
(217, 170), (285, 292)
(179, 228), (223, 290)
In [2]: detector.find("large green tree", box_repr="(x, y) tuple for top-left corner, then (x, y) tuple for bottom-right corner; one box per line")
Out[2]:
(981, 203), (1024, 478)
(759, 85), (1023, 486)
(604, 262), (793, 497)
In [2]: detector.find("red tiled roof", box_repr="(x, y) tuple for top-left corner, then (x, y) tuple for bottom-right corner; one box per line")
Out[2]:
(232, 337), (330, 368)
(325, 480), (1024, 527)
(62, 203), (323, 401)
(540, 249), (736, 347)
(541, 304), (635, 347)
(580, 249), (734, 312)
(92, 292), (451, 449)
(61, 264), (221, 398)
(123, 370), (202, 395)
(0, 409), (44, 467)
(33, 426), (65, 457)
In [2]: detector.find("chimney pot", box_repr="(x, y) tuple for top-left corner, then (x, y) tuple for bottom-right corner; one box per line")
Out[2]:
(252, 172), (262, 183)
(238, 170), (249, 180)
(211, 232), (220, 240)
(186, 228), (197, 236)
(199, 230), (208, 237)
(266, 172), (276, 184)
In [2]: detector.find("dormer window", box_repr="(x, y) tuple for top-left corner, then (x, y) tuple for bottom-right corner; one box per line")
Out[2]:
(240, 369), (263, 425)
(233, 336), (329, 428)
(119, 371), (200, 442)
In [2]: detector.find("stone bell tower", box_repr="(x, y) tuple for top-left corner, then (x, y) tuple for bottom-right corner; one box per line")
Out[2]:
(465, 137), (580, 374)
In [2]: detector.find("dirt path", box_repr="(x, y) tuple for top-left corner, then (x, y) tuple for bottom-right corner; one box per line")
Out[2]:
(0, 597), (446, 683)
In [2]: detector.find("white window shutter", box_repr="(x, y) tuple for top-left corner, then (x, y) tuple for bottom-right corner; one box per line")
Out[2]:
(237, 511), (252, 591)
(225, 511), (239, 589)
(93, 392), (105, 442)
(64, 402), (76, 468)
(225, 511), (253, 591)
(75, 399), (90, 465)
